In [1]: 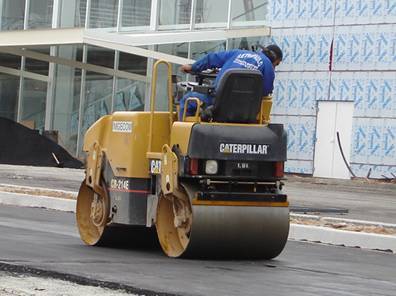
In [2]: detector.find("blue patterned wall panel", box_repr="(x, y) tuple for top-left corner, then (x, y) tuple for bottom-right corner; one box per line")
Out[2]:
(329, 72), (396, 116)
(271, 115), (316, 161)
(285, 160), (313, 174)
(271, 27), (333, 71)
(333, 24), (396, 71)
(329, 73), (355, 102)
(272, 72), (329, 115)
(351, 118), (396, 166)
(269, 0), (396, 27)
(350, 164), (396, 179)
(335, 0), (396, 25)
(268, 0), (396, 176)
(268, 0), (335, 28)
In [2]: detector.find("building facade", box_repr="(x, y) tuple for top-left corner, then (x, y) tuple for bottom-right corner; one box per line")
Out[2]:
(0, 0), (268, 157)
(268, 0), (396, 179)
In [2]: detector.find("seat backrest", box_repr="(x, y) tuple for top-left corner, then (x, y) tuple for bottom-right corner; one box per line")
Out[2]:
(212, 69), (263, 123)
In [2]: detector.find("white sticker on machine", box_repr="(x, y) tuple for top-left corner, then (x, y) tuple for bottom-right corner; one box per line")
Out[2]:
(219, 143), (269, 155)
(150, 159), (161, 174)
(112, 121), (133, 133)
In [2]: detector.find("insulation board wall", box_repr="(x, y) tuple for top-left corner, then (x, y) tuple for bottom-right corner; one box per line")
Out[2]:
(267, 0), (396, 178)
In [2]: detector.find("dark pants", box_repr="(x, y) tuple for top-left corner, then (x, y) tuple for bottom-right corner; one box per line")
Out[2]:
(179, 91), (214, 120)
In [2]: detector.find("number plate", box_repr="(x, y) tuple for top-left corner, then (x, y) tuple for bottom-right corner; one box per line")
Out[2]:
(225, 161), (258, 176)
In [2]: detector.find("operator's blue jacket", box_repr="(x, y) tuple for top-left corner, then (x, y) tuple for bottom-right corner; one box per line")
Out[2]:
(179, 49), (275, 119)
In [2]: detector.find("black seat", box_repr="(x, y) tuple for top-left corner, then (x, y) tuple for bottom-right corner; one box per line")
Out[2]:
(210, 69), (263, 123)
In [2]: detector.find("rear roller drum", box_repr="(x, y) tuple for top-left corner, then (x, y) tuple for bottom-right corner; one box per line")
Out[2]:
(156, 183), (289, 259)
(76, 180), (112, 246)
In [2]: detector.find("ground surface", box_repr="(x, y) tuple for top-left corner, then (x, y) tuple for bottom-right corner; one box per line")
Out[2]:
(0, 164), (394, 223)
(0, 271), (134, 296)
(0, 204), (395, 296)
(285, 177), (396, 223)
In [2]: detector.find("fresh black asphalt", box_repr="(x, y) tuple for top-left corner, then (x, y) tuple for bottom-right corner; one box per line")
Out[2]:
(0, 204), (395, 296)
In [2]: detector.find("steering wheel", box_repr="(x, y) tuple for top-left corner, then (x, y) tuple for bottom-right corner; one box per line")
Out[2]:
(176, 69), (218, 96)
(191, 69), (219, 85)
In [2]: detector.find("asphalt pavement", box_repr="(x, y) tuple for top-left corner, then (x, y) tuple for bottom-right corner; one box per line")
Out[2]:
(0, 204), (395, 296)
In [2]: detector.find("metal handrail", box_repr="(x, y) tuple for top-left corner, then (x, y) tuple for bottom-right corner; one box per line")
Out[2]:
(182, 97), (202, 122)
(148, 60), (174, 153)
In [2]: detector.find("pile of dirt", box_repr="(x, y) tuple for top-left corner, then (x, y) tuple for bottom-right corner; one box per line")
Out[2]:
(0, 117), (83, 169)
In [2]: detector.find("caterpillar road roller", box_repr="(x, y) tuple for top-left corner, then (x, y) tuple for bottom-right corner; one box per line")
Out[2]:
(76, 60), (289, 259)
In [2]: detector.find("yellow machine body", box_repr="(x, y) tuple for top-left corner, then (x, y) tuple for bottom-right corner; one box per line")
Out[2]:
(76, 60), (289, 259)
(84, 112), (171, 181)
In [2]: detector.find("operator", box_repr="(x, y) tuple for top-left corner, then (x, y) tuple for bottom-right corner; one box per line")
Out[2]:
(178, 44), (283, 119)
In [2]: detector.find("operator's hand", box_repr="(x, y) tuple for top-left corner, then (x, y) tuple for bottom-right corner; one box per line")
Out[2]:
(180, 64), (193, 73)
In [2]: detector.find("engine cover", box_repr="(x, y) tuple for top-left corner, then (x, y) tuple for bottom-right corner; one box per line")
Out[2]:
(187, 123), (287, 161)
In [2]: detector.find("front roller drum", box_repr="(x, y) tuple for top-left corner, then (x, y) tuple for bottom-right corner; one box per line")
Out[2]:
(156, 185), (289, 259)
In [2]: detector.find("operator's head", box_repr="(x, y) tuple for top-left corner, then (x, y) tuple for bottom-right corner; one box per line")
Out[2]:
(262, 44), (283, 67)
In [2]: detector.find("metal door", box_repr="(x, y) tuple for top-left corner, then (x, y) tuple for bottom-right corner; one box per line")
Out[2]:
(314, 101), (354, 179)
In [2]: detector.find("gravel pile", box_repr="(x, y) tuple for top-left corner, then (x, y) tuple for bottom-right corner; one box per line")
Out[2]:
(0, 272), (136, 296)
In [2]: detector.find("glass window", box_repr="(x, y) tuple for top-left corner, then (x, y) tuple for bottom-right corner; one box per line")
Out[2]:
(228, 36), (269, 51)
(190, 40), (226, 60)
(118, 52), (147, 75)
(52, 45), (84, 155)
(59, 0), (87, 28)
(1, 0), (25, 31)
(28, 0), (54, 29)
(0, 53), (21, 69)
(115, 51), (147, 112)
(87, 46), (115, 69)
(0, 74), (19, 120)
(79, 72), (113, 156)
(122, 0), (151, 28)
(25, 47), (50, 76)
(0, 52), (21, 120)
(89, 0), (118, 28)
(114, 78), (145, 112)
(159, 0), (191, 27)
(52, 67), (81, 155)
(57, 44), (84, 62)
(20, 78), (47, 130)
(148, 61), (173, 111)
(231, 0), (267, 26)
(155, 43), (188, 111)
(157, 43), (188, 59)
(25, 58), (49, 76)
(195, 0), (228, 27)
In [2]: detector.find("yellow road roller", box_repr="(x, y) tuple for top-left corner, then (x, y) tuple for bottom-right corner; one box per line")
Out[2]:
(76, 60), (289, 259)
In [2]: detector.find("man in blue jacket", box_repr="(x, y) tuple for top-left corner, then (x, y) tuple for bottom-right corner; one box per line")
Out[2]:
(179, 44), (283, 119)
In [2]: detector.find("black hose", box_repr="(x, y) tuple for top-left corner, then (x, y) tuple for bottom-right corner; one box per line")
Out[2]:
(336, 131), (356, 178)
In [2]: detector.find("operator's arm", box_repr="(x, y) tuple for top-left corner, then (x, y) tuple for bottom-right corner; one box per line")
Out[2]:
(262, 64), (275, 96)
(191, 50), (238, 72)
